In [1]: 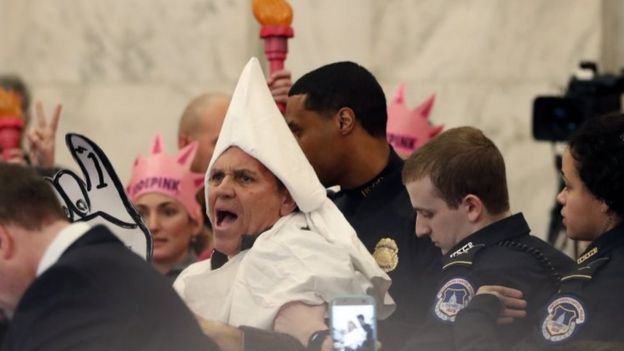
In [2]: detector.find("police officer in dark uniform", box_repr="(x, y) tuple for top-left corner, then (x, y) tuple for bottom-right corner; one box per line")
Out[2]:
(0, 311), (7, 347)
(285, 61), (442, 351)
(400, 126), (573, 351)
(453, 113), (624, 351)
(329, 148), (442, 344)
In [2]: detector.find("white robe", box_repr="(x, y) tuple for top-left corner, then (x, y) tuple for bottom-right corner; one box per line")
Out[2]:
(174, 209), (395, 329)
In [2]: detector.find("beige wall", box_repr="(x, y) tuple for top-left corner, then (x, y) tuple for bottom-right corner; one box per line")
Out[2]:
(1, 0), (622, 237)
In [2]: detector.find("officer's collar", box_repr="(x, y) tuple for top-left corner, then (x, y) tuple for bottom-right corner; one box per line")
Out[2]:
(576, 222), (624, 265)
(341, 148), (403, 198)
(445, 213), (530, 259)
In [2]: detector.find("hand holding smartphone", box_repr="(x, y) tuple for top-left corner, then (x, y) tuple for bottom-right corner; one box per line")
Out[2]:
(330, 295), (376, 351)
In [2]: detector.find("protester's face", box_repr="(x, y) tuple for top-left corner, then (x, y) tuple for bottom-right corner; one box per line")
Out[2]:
(207, 147), (294, 256)
(135, 193), (199, 266)
(406, 176), (471, 254)
(557, 149), (608, 241)
(190, 101), (228, 173)
(285, 94), (342, 187)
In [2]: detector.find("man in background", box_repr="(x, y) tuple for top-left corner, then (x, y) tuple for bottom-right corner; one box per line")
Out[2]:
(0, 163), (219, 351)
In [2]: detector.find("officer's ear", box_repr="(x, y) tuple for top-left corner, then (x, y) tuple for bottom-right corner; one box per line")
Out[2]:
(335, 107), (356, 135)
(462, 194), (484, 223)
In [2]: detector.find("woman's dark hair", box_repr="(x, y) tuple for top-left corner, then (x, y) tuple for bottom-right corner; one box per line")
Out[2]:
(568, 113), (624, 216)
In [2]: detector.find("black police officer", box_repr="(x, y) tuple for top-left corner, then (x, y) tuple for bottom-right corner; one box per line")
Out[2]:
(285, 61), (442, 351)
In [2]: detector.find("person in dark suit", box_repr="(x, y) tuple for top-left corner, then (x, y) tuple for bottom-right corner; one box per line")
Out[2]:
(0, 163), (218, 351)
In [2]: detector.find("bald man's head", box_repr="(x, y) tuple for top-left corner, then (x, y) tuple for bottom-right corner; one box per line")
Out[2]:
(178, 93), (231, 173)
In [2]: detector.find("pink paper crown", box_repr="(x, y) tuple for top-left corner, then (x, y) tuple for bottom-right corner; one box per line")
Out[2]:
(127, 133), (204, 224)
(387, 82), (443, 155)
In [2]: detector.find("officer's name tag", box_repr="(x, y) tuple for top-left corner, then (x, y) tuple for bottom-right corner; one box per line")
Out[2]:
(450, 242), (474, 258)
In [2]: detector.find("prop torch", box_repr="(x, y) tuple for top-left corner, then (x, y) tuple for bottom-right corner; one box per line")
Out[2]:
(0, 88), (24, 161)
(252, 0), (294, 112)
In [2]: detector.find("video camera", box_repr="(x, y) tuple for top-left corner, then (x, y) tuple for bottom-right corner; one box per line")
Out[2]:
(532, 62), (624, 142)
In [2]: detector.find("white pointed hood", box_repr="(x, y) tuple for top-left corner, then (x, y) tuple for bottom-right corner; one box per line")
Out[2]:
(206, 57), (326, 212)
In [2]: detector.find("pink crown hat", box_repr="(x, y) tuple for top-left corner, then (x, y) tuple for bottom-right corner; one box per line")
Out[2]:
(127, 133), (205, 224)
(386, 82), (443, 157)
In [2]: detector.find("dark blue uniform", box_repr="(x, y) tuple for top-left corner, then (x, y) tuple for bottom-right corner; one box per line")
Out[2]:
(534, 223), (624, 345)
(331, 149), (442, 351)
(403, 213), (573, 351)
(454, 223), (624, 351)
(0, 319), (6, 348)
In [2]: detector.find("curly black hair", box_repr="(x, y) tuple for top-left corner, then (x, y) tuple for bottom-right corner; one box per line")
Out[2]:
(568, 112), (624, 217)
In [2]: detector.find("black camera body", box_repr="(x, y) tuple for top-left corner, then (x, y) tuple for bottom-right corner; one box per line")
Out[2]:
(532, 63), (624, 142)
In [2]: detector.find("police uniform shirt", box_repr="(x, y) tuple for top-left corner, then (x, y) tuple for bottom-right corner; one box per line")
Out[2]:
(331, 149), (442, 351)
(404, 213), (573, 351)
(0, 319), (6, 346)
(535, 222), (624, 346)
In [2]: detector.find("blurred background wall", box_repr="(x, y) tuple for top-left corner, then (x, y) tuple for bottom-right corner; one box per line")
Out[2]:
(1, 0), (623, 238)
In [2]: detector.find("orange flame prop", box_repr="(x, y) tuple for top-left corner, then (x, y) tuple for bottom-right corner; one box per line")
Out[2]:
(252, 0), (293, 26)
(0, 87), (24, 154)
(252, 0), (294, 113)
(0, 88), (23, 119)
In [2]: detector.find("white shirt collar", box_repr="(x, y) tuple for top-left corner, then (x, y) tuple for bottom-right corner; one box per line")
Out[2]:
(37, 222), (92, 276)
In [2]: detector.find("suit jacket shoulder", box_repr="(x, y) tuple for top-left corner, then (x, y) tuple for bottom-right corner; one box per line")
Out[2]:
(4, 225), (217, 351)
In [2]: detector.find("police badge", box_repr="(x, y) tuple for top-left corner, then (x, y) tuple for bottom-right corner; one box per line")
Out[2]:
(541, 296), (586, 342)
(373, 238), (399, 272)
(434, 278), (474, 322)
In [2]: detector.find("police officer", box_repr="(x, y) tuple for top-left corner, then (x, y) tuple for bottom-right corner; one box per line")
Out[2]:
(284, 61), (442, 351)
(400, 126), (573, 351)
(454, 113), (624, 351)
(0, 311), (7, 347)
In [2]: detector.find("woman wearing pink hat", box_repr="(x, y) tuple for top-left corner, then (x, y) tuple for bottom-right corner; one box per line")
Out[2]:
(127, 133), (208, 281)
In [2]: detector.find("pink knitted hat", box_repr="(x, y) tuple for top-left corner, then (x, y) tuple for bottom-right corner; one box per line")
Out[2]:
(386, 83), (443, 155)
(127, 133), (204, 224)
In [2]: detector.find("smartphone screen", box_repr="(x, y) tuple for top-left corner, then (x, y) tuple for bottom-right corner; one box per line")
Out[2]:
(330, 296), (376, 351)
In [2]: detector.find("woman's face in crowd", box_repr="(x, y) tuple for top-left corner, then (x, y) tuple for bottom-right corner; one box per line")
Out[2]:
(557, 149), (610, 241)
(135, 193), (200, 268)
(207, 147), (295, 257)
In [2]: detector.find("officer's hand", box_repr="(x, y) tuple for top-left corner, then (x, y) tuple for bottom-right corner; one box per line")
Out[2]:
(476, 285), (527, 325)
(47, 133), (151, 259)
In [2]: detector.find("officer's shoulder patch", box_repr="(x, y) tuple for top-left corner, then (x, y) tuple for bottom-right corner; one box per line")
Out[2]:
(561, 257), (610, 282)
(541, 295), (586, 342)
(433, 277), (475, 323)
(442, 242), (485, 270)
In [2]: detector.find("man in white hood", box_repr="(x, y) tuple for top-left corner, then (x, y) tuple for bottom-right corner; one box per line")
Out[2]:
(174, 58), (394, 350)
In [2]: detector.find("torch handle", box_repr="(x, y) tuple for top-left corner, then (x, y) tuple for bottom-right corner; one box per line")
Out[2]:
(264, 37), (289, 112)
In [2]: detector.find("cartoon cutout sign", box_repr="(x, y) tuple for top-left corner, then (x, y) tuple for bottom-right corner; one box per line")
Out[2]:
(47, 133), (152, 260)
